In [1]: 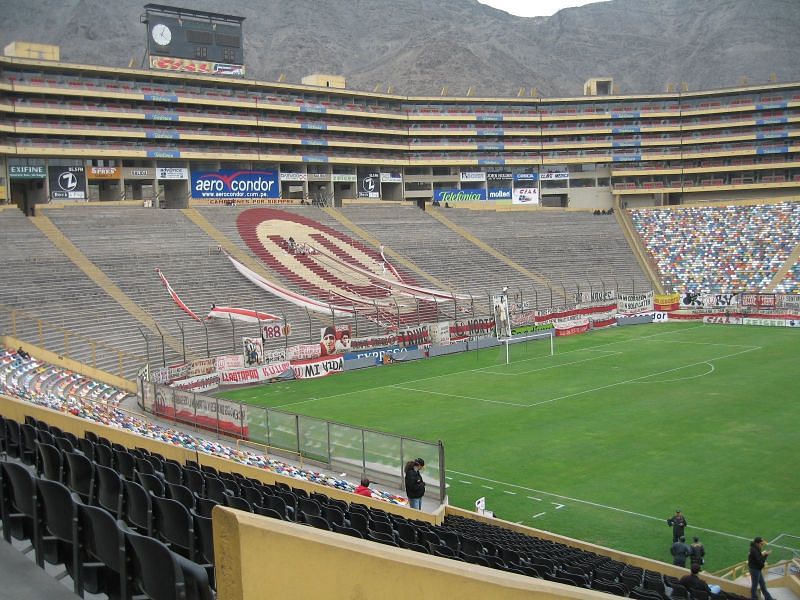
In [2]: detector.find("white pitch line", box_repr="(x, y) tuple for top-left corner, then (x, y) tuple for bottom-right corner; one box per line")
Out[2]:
(532, 512), (546, 519)
(391, 384), (528, 407)
(459, 480), (473, 485)
(523, 346), (759, 408)
(503, 490), (517, 495)
(527, 496), (542, 502)
(482, 485), (494, 490)
(625, 362), (715, 384)
(448, 468), (767, 543)
(480, 350), (622, 376)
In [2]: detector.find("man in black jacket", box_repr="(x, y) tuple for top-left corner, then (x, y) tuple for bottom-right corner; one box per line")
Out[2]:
(671, 536), (691, 567)
(680, 564), (709, 593)
(748, 537), (774, 600)
(404, 458), (426, 510)
(667, 509), (687, 543)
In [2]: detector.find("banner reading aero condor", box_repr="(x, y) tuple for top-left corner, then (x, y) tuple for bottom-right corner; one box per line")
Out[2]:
(191, 170), (279, 199)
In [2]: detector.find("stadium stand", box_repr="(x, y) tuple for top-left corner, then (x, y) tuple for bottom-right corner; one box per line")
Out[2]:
(629, 202), (800, 293)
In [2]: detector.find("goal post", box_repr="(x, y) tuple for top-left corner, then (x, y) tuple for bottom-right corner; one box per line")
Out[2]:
(500, 330), (555, 365)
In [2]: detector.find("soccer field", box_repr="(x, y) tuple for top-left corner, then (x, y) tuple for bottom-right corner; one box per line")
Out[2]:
(221, 323), (800, 570)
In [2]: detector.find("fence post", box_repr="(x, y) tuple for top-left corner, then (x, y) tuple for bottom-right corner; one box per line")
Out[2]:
(229, 314), (236, 353)
(201, 321), (210, 358)
(361, 430), (367, 478)
(438, 440), (446, 503)
(176, 320), (185, 363)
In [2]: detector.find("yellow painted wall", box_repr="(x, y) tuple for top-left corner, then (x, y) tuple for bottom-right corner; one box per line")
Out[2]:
(4, 41), (59, 61)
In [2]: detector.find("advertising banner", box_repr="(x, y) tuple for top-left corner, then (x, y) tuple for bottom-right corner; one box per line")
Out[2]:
(510, 322), (555, 336)
(242, 337), (264, 366)
(48, 166), (87, 199)
(331, 173), (357, 182)
(292, 356), (344, 379)
(487, 172), (513, 181)
(149, 55), (215, 74)
(122, 167), (154, 179)
(280, 172), (307, 181)
(220, 361), (292, 385)
(512, 173), (539, 182)
(157, 167), (188, 180)
(703, 315), (744, 325)
(743, 317), (787, 327)
(460, 171), (486, 182)
(652, 311), (670, 323)
(540, 169), (569, 181)
(9, 164), (46, 179)
(512, 187), (539, 205)
(191, 170), (279, 199)
(380, 171), (402, 183)
(170, 373), (221, 392)
(357, 168), (380, 198)
(344, 345), (418, 364)
(655, 293), (681, 311)
(616, 313), (654, 326)
(487, 188), (512, 200)
(434, 189), (487, 202)
(215, 354), (244, 372)
(87, 166), (121, 180)
(618, 291), (654, 315)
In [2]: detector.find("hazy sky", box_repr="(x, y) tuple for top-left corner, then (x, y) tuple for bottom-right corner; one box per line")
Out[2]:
(477, 0), (610, 17)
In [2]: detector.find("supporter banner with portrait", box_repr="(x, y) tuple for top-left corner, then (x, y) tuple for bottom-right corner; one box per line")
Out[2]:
(292, 356), (344, 379)
(428, 321), (451, 345)
(319, 325), (351, 356)
(492, 294), (512, 338)
(242, 337), (264, 366)
(617, 291), (654, 315)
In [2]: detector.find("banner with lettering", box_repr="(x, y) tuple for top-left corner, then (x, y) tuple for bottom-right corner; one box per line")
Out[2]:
(292, 356), (344, 379)
(220, 361), (292, 385)
(153, 386), (247, 437)
(654, 293), (680, 311)
(617, 291), (654, 315)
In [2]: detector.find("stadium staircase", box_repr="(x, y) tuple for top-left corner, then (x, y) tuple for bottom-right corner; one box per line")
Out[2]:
(321, 206), (453, 291)
(29, 213), (184, 356)
(427, 207), (562, 297)
(766, 241), (800, 292)
(613, 198), (665, 294)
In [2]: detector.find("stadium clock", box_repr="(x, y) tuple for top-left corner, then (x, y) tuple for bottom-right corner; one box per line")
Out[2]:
(151, 23), (172, 46)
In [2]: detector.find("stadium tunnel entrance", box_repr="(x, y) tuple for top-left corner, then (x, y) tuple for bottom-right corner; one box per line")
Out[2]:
(541, 193), (568, 208)
(10, 179), (47, 216)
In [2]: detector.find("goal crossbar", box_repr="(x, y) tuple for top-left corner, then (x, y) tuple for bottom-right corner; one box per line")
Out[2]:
(499, 331), (555, 365)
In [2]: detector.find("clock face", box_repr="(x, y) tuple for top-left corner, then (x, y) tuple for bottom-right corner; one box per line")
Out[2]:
(151, 23), (172, 46)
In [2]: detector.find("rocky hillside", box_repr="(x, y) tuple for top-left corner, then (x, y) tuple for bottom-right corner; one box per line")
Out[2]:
(1, 0), (798, 96)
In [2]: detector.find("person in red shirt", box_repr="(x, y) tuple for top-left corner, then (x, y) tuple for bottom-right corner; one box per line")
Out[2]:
(354, 478), (373, 498)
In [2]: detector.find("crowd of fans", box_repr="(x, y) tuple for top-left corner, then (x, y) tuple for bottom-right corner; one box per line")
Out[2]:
(0, 347), (408, 505)
(630, 202), (800, 294)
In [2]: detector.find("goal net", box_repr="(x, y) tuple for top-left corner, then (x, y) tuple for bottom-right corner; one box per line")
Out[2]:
(499, 330), (555, 365)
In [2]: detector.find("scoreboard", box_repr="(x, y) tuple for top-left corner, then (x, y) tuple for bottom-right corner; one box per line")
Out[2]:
(143, 4), (245, 76)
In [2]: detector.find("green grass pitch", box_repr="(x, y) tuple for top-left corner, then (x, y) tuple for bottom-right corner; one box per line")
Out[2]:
(220, 323), (800, 571)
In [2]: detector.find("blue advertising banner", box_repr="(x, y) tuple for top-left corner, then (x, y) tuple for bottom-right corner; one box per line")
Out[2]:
(478, 159), (505, 165)
(344, 345), (418, 364)
(513, 173), (539, 182)
(145, 113), (179, 121)
(487, 188), (512, 200)
(477, 129), (504, 136)
(434, 188), (487, 202)
(191, 170), (279, 199)
(147, 150), (180, 158)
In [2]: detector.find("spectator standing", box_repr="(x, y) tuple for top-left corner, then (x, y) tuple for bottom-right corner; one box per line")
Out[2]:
(671, 536), (691, 567)
(354, 478), (373, 498)
(668, 509), (688, 543)
(680, 564), (709, 594)
(690, 536), (706, 568)
(404, 458), (426, 510)
(748, 537), (775, 600)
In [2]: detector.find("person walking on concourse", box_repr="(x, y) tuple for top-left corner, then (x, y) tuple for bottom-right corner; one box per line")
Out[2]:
(748, 537), (774, 600)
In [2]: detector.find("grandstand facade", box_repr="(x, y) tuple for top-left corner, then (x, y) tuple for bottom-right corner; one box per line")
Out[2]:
(1, 55), (800, 212)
